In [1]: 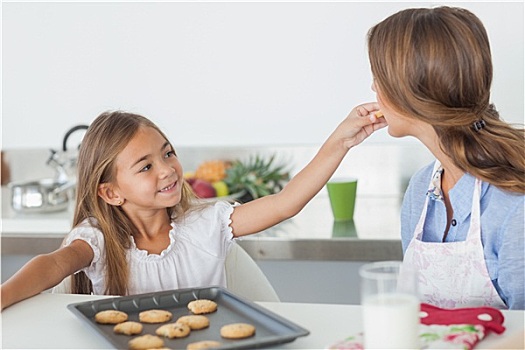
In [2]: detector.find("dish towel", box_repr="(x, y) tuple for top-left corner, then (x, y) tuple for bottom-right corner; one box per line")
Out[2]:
(328, 303), (506, 350)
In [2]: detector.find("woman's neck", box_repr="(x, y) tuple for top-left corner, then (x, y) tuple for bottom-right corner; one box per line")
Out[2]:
(416, 126), (464, 191)
(416, 127), (465, 241)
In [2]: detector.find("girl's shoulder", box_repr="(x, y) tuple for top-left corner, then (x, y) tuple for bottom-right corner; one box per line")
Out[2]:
(172, 201), (236, 247)
(71, 217), (101, 232)
(180, 200), (235, 221)
(65, 217), (105, 264)
(66, 217), (104, 246)
(172, 200), (235, 233)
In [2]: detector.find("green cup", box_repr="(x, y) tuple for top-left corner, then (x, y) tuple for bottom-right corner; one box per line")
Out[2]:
(332, 219), (358, 237)
(326, 178), (358, 221)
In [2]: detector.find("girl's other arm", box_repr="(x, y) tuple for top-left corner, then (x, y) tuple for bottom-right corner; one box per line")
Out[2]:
(0, 239), (93, 310)
(230, 103), (386, 236)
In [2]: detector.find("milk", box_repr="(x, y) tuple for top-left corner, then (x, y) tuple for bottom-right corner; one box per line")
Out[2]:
(362, 293), (420, 349)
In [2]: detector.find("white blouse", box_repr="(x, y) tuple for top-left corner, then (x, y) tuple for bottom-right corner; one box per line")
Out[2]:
(65, 201), (235, 295)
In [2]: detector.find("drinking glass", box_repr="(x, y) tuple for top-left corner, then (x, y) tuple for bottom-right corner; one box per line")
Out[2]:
(359, 261), (420, 349)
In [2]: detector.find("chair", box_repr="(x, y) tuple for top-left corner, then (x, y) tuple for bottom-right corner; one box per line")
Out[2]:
(52, 243), (280, 302)
(225, 243), (280, 302)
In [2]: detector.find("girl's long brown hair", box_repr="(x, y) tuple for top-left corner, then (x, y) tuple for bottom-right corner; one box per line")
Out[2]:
(70, 111), (197, 295)
(368, 6), (525, 193)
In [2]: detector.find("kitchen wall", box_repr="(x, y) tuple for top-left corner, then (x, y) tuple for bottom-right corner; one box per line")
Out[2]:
(2, 1), (524, 150)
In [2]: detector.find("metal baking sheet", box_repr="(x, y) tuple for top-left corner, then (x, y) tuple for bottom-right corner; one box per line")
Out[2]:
(68, 286), (309, 349)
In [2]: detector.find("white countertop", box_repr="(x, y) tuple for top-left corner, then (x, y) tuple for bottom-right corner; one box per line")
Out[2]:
(2, 293), (524, 349)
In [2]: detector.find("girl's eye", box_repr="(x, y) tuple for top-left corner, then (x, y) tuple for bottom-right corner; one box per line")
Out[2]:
(140, 164), (152, 172)
(165, 150), (175, 158)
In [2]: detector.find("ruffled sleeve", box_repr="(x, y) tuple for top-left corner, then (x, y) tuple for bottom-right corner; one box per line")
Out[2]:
(64, 218), (104, 267)
(177, 201), (236, 259)
(208, 200), (236, 256)
(217, 200), (236, 241)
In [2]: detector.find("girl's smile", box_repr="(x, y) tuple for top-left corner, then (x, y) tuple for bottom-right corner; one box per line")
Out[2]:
(159, 181), (177, 193)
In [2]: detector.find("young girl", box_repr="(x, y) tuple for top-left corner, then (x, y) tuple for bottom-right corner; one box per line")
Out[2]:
(1, 106), (386, 310)
(367, 6), (524, 309)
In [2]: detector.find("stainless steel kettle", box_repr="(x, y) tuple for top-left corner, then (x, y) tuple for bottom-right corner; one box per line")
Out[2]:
(47, 124), (89, 182)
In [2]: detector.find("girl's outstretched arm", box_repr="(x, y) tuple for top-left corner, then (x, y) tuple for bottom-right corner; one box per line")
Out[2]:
(230, 103), (386, 236)
(0, 239), (93, 310)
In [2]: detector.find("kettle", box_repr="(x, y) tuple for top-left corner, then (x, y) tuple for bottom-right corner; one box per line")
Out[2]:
(47, 124), (89, 182)
(62, 124), (89, 152)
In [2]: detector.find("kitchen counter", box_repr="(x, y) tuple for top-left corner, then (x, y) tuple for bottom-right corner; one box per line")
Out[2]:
(2, 185), (403, 261)
(3, 293), (524, 349)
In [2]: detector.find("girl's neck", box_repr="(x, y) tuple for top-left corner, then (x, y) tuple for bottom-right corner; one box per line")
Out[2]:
(126, 210), (172, 255)
(125, 208), (172, 239)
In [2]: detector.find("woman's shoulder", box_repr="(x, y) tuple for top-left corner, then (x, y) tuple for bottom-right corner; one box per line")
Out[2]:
(412, 161), (435, 179)
(484, 182), (525, 208)
(405, 161), (435, 192)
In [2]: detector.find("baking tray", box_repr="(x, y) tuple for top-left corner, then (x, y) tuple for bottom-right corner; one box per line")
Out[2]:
(68, 286), (309, 349)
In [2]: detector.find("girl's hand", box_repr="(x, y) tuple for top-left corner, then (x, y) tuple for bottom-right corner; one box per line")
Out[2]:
(339, 102), (388, 149)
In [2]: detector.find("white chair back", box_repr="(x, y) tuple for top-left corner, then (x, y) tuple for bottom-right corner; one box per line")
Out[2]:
(225, 243), (280, 302)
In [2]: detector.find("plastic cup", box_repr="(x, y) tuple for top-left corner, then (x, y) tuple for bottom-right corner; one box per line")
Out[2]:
(326, 178), (357, 221)
(359, 261), (420, 349)
(331, 220), (357, 238)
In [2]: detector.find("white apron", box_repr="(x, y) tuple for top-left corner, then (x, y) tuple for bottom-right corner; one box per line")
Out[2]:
(402, 161), (507, 309)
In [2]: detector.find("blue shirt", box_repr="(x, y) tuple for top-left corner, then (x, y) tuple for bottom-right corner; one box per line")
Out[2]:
(401, 161), (525, 309)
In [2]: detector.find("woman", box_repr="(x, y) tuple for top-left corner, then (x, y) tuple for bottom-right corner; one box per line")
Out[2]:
(367, 6), (524, 309)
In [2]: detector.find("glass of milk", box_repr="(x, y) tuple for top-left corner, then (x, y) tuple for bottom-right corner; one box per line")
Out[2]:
(359, 261), (420, 349)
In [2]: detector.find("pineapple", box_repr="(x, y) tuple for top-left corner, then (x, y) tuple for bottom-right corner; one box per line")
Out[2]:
(194, 160), (230, 183)
(224, 154), (290, 201)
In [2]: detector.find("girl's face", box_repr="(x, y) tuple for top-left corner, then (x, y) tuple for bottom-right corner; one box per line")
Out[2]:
(111, 126), (183, 212)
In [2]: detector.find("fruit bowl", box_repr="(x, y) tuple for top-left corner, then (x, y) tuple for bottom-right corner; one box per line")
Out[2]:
(187, 155), (290, 203)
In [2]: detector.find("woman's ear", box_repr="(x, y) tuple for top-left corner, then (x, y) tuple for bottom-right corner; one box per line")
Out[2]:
(98, 183), (124, 206)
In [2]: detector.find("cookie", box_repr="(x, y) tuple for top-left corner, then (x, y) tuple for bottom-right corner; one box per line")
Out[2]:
(113, 321), (143, 335)
(155, 322), (191, 339)
(128, 334), (164, 350)
(139, 309), (173, 324)
(220, 323), (256, 339)
(176, 315), (210, 330)
(186, 340), (222, 349)
(94, 309), (128, 324)
(187, 299), (218, 314)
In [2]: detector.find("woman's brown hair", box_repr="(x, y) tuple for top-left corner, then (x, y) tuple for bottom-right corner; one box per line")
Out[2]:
(368, 6), (525, 193)
(70, 111), (197, 295)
